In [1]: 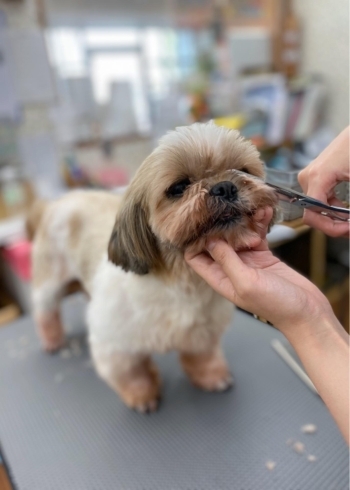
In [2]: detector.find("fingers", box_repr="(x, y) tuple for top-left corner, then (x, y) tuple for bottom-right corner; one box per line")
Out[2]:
(299, 172), (330, 203)
(253, 206), (274, 236)
(303, 210), (350, 237)
(206, 240), (252, 287)
(184, 246), (239, 302)
(328, 195), (348, 208)
(184, 248), (213, 268)
(254, 206), (274, 227)
(298, 166), (335, 203)
(240, 206), (274, 250)
(299, 128), (350, 202)
(298, 168), (322, 197)
(241, 206), (274, 250)
(298, 167), (308, 194)
(185, 240), (251, 292)
(298, 167), (349, 237)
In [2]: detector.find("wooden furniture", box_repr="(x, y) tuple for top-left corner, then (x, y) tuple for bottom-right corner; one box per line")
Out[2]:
(0, 292), (20, 327)
(0, 464), (11, 490)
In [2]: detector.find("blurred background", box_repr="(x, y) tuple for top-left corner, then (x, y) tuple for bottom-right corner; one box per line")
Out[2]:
(0, 0), (348, 330)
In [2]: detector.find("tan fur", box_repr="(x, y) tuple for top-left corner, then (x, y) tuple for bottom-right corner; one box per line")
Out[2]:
(68, 213), (83, 249)
(31, 122), (278, 412)
(108, 122), (277, 278)
(32, 191), (122, 292)
(180, 347), (233, 391)
(26, 200), (47, 240)
(109, 356), (161, 412)
(35, 311), (65, 352)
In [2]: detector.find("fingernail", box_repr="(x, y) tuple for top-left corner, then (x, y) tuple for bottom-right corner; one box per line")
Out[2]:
(206, 239), (218, 252)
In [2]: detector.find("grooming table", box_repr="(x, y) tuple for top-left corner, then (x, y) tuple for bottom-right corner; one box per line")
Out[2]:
(0, 295), (348, 490)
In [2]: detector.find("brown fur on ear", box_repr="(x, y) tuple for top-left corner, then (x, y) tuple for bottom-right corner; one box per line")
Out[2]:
(108, 201), (162, 275)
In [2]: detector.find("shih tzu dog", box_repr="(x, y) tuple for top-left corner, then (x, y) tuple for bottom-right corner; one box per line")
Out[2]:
(28, 121), (277, 413)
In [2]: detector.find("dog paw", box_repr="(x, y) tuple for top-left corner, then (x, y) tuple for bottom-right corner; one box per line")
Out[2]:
(211, 373), (234, 392)
(119, 371), (162, 414)
(42, 338), (65, 353)
(195, 372), (234, 393)
(133, 396), (161, 414)
(36, 312), (65, 353)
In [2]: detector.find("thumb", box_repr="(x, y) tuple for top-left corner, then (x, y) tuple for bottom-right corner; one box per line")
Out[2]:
(206, 240), (251, 287)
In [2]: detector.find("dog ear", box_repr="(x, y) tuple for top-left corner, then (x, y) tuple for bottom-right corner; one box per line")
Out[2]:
(108, 200), (162, 275)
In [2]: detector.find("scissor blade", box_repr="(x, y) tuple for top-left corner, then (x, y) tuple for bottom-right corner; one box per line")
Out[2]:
(265, 183), (350, 221)
(265, 183), (302, 200)
(227, 170), (350, 221)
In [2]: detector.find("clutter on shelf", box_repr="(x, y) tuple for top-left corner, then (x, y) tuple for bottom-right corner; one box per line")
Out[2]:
(62, 141), (129, 190)
(0, 167), (35, 221)
(214, 73), (348, 220)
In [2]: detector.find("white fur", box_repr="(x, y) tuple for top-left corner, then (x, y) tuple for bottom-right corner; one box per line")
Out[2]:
(31, 190), (234, 361)
(32, 279), (63, 313)
(87, 255), (233, 357)
(30, 120), (273, 408)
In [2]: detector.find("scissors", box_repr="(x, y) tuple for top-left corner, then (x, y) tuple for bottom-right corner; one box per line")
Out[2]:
(266, 183), (350, 222)
(228, 169), (350, 222)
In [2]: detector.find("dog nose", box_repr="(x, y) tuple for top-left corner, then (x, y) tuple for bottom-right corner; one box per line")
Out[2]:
(209, 181), (238, 201)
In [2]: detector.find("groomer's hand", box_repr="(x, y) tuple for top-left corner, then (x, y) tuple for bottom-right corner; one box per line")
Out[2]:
(298, 126), (350, 237)
(185, 237), (332, 335)
(186, 238), (350, 444)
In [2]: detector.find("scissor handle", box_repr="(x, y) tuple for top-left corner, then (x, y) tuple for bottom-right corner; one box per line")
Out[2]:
(293, 199), (350, 222)
(266, 183), (350, 222)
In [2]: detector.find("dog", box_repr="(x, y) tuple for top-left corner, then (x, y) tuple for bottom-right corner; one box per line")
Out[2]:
(28, 122), (277, 413)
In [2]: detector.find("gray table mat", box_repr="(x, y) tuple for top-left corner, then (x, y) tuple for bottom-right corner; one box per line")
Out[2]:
(0, 294), (348, 490)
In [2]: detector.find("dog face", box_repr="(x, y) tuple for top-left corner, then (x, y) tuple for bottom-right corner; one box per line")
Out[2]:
(108, 122), (278, 274)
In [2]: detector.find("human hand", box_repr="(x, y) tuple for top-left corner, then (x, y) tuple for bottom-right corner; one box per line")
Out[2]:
(185, 238), (333, 336)
(185, 208), (350, 442)
(298, 127), (349, 237)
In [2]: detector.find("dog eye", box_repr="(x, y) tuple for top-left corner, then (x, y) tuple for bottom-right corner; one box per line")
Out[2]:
(166, 178), (191, 198)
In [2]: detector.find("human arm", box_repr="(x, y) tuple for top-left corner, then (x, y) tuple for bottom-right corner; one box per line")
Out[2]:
(298, 127), (350, 237)
(185, 238), (349, 442)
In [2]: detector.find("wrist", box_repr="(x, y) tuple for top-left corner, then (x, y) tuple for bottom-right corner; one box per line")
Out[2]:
(282, 310), (346, 350)
(280, 307), (349, 444)
(271, 287), (334, 337)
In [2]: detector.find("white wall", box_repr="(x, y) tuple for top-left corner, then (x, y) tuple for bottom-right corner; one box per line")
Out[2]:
(0, 0), (53, 136)
(46, 0), (173, 27)
(294, 0), (349, 134)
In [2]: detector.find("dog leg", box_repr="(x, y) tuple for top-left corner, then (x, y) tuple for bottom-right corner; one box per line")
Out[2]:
(92, 351), (161, 413)
(34, 309), (65, 352)
(180, 346), (233, 392)
(32, 277), (66, 352)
